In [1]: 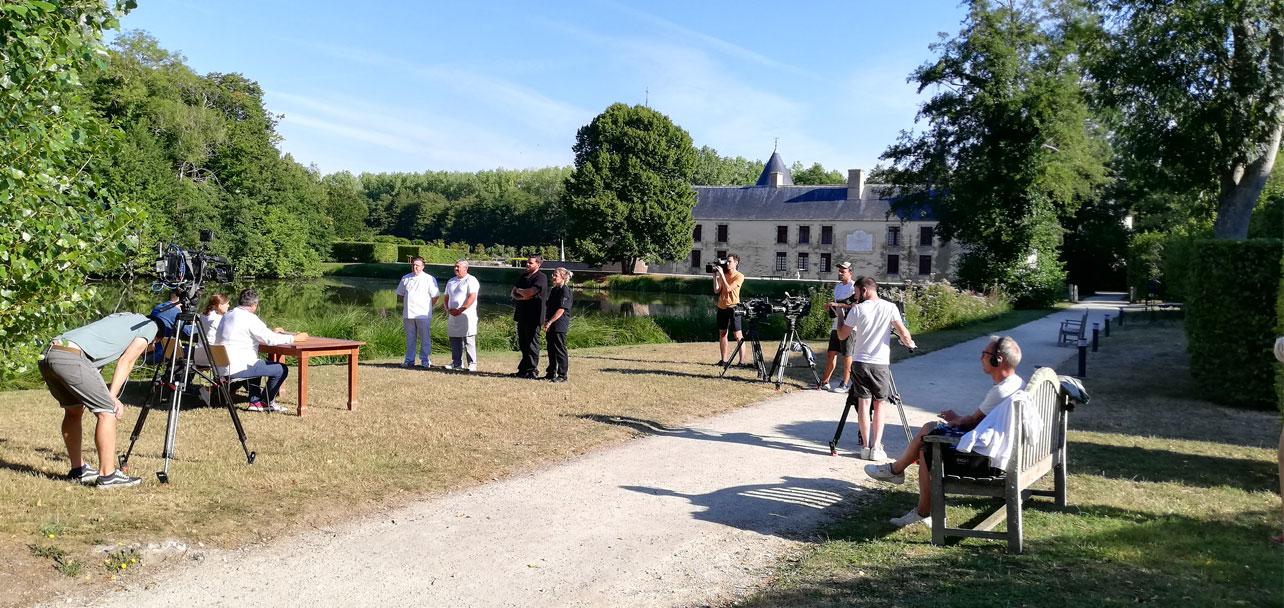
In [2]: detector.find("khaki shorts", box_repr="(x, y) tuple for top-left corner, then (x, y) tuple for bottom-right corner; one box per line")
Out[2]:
(39, 348), (115, 414)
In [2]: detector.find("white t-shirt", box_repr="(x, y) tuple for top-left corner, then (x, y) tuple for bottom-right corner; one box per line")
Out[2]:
(977, 374), (1024, 415)
(214, 306), (294, 375)
(831, 280), (856, 331)
(444, 274), (481, 338)
(396, 272), (440, 320)
(843, 298), (901, 364)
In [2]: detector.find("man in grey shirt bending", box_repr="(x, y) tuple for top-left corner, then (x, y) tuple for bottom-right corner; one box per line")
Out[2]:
(39, 312), (161, 488)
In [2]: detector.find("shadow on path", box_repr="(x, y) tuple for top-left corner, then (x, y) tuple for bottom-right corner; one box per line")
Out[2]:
(622, 476), (864, 536)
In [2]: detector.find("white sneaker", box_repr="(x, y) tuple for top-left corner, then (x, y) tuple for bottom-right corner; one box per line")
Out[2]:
(442, 364), (457, 371)
(266, 401), (285, 413)
(871, 447), (888, 461)
(890, 508), (930, 528)
(865, 463), (905, 484)
(467, 364), (477, 372)
(860, 447), (873, 460)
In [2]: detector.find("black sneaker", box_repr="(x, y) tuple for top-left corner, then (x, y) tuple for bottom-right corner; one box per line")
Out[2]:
(714, 360), (728, 367)
(66, 465), (99, 485)
(95, 470), (141, 489)
(551, 376), (568, 383)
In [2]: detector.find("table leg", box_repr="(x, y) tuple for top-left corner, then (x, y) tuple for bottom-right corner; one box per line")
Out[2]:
(347, 349), (358, 410)
(297, 356), (310, 416)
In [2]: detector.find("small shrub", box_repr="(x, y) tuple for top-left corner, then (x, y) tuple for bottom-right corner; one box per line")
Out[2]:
(103, 547), (141, 573)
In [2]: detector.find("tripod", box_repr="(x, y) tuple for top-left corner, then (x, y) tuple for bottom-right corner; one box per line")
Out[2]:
(767, 314), (821, 390)
(827, 346), (915, 456)
(120, 303), (256, 483)
(720, 314), (768, 380)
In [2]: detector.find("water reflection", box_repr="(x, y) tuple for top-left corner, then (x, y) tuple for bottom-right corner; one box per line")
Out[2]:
(91, 277), (710, 321)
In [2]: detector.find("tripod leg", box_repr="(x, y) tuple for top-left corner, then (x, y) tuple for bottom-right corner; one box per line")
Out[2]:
(221, 381), (256, 464)
(752, 337), (767, 380)
(797, 339), (822, 384)
(720, 336), (747, 377)
(889, 374), (913, 444)
(829, 396), (854, 456)
(771, 338), (789, 389)
(120, 376), (163, 471)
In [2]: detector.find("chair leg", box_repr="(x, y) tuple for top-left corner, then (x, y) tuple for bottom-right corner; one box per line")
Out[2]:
(930, 446), (947, 546)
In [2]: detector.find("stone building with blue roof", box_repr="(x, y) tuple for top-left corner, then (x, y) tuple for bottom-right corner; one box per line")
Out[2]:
(648, 151), (957, 280)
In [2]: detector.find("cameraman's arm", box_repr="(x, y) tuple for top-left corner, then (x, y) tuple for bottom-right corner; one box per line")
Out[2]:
(108, 337), (150, 417)
(712, 267), (726, 294)
(891, 317), (916, 350)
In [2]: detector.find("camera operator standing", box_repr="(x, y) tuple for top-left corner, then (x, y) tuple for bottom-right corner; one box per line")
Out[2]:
(836, 277), (916, 460)
(712, 254), (748, 366)
(816, 262), (857, 392)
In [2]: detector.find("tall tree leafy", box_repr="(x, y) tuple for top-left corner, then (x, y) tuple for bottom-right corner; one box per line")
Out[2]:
(1091, 0), (1284, 238)
(562, 103), (698, 273)
(0, 1), (139, 381)
(790, 161), (846, 185)
(881, 0), (1109, 305)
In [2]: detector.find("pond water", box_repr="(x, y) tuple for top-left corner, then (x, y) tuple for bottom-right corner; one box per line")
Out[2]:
(92, 276), (715, 322)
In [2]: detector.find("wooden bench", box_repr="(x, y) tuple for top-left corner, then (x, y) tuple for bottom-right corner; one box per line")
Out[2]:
(924, 367), (1078, 553)
(1057, 310), (1087, 346)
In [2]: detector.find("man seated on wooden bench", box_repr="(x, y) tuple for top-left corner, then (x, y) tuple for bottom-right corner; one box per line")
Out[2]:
(865, 335), (1024, 528)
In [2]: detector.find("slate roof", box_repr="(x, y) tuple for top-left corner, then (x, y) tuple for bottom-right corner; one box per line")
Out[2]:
(755, 151), (793, 186)
(692, 185), (937, 222)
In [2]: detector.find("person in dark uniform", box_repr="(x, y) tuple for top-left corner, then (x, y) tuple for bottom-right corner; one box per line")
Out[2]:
(510, 255), (548, 379)
(543, 267), (574, 382)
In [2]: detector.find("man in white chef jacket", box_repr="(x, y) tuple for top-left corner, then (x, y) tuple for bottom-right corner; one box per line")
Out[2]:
(396, 256), (439, 368)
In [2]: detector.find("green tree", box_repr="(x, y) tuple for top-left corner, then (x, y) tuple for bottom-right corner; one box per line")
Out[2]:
(321, 171), (370, 240)
(790, 161), (845, 185)
(880, 0), (1109, 305)
(0, 0), (139, 381)
(691, 145), (763, 185)
(562, 103), (698, 273)
(1091, 0), (1284, 238)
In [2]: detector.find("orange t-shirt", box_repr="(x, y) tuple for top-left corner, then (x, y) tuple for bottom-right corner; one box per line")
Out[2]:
(717, 271), (744, 309)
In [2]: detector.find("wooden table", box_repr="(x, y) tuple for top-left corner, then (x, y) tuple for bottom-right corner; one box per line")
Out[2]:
(259, 338), (366, 416)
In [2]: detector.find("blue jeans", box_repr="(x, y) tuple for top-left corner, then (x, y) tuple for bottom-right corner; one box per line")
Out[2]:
(404, 317), (432, 365)
(230, 359), (288, 404)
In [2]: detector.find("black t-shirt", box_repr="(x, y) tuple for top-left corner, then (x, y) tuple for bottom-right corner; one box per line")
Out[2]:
(545, 284), (573, 333)
(513, 270), (548, 323)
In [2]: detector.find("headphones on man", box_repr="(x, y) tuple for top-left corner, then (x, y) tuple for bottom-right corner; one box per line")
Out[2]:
(989, 336), (1007, 368)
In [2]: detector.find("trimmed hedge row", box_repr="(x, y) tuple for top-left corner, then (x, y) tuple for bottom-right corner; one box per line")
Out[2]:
(1185, 239), (1282, 410)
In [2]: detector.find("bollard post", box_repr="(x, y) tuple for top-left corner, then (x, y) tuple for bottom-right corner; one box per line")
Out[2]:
(1128, 287), (1135, 303)
(1092, 323), (1100, 352)
(1104, 315), (1110, 337)
(1077, 339), (1087, 377)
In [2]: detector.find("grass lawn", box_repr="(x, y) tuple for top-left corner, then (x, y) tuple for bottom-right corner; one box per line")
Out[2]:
(0, 306), (1065, 606)
(735, 321), (1283, 607)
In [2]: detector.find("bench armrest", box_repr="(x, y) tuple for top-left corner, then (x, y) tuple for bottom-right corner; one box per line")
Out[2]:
(923, 434), (962, 446)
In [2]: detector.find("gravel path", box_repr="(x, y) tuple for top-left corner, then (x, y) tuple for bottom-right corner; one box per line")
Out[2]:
(62, 298), (1123, 608)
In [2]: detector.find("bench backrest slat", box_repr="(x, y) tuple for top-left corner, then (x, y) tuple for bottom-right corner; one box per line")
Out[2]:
(1013, 367), (1061, 474)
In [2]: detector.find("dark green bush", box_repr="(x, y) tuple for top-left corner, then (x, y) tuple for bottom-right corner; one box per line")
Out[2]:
(1185, 239), (1282, 410)
(396, 244), (420, 262)
(331, 242), (378, 263)
(1126, 231), (1164, 300)
(372, 242), (398, 263)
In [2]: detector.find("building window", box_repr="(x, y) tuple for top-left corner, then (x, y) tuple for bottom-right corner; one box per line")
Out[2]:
(776, 225), (788, 244)
(919, 225), (934, 246)
(798, 226), (810, 244)
(693, 224), (702, 242)
(716, 249), (727, 261)
(820, 225), (833, 245)
(918, 255), (932, 275)
(797, 252), (809, 271)
(690, 249), (701, 269)
(887, 226), (901, 247)
(717, 224), (728, 243)
(775, 252), (788, 272)
(820, 253), (831, 273)
(887, 254), (900, 275)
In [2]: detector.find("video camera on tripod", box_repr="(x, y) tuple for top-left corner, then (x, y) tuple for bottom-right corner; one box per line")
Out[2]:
(153, 229), (234, 304)
(722, 292), (820, 388)
(122, 229), (253, 484)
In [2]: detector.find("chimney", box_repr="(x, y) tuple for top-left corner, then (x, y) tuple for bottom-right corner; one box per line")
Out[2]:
(769, 171), (784, 187)
(847, 169), (865, 200)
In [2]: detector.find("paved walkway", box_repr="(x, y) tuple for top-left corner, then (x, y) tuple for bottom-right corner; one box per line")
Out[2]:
(74, 298), (1124, 608)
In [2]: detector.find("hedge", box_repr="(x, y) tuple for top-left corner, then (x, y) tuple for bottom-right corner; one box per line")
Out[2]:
(1185, 239), (1283, 410)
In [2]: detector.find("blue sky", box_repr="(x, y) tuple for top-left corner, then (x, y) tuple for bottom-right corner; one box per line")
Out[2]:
(116, 1), (967, 175)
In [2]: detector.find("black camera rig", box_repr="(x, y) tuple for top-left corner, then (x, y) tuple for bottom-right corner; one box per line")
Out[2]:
(153, 229), (233, 305)
(704, 257), (730, 273)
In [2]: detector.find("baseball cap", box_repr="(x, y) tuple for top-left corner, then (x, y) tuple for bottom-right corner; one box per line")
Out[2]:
(835, 261), (852, 270)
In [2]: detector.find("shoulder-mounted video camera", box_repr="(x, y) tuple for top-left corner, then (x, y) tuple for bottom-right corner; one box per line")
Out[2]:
(705, 258), (730, 273)
(154, 229), (234, 305)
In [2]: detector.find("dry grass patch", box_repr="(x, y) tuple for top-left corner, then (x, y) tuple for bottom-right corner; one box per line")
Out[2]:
(0, 341), (805, 606)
